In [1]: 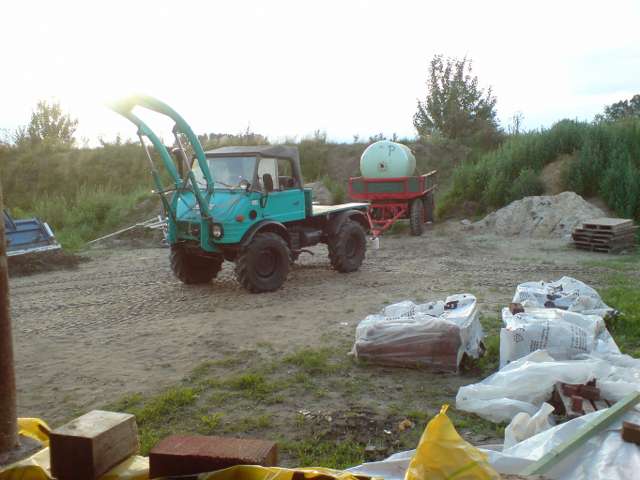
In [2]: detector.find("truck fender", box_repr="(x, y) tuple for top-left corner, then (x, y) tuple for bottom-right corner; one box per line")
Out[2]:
(326, 210), (370, 236)
(240, 220), (291, 248)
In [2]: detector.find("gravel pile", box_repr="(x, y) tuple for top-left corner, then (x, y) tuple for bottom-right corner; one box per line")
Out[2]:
(471, 191), (605, 239)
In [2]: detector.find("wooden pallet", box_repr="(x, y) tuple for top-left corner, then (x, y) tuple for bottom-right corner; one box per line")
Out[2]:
(572, 217), (636, 254)
(582, 217), (634, 231)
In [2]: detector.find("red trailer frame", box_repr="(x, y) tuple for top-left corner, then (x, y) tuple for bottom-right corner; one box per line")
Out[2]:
(348, 171), (437, 237)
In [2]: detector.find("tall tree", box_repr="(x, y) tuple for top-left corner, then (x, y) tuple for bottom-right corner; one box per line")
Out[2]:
(599, 94), (640, 122)
(17, 100), (78, 148)
(414, 55), (499, 145)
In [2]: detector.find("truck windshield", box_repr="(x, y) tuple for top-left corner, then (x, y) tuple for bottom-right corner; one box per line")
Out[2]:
(192, 156), (256, 188)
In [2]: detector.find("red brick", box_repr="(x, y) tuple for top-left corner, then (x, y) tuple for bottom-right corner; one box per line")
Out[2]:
(622, 421), (640, 445)
(149, 435), (277, 478)
(578, 385), (601, 400)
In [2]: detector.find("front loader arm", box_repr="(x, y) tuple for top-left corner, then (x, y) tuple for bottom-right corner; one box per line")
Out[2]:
(109, 95), (214, 222)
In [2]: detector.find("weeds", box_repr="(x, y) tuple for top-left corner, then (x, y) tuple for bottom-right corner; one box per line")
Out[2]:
(281, 439), (364, 469)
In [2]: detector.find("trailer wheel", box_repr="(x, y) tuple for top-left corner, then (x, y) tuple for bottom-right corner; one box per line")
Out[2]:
(328, 219), (367, 273)
(409, 198), (425, 236)
(170, 245), (223, 284)
(235, 232), (290, 293)
(423, 193), (435, 223)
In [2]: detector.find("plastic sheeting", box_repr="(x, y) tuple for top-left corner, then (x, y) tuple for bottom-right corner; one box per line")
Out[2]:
(512, 276), (614, 318)
(351, 294), (484, 372)
(349, 409), (640, 480)
(456, 349), (640, 423)
(503, 402), (555, 449)
(500, 306), (620, 367)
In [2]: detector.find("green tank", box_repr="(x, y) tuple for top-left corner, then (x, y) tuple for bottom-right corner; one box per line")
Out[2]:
(360, 140), (416, 178)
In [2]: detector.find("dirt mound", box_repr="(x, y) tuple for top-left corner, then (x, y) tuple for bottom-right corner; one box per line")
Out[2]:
(8, 250), (88, 277)
(471, 191), (606, 239)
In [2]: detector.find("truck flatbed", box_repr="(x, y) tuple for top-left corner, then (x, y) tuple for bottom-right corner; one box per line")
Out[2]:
(311, 203), (369, 217)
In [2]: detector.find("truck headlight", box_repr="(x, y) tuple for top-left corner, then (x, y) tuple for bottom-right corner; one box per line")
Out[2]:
(211, 224), (224, 239)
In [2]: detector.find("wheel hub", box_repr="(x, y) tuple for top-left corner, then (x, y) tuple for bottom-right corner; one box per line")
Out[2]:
(256, 248), (277, 277)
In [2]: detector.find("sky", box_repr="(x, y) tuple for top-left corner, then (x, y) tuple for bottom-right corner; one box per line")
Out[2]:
(2, 0), (639, 144)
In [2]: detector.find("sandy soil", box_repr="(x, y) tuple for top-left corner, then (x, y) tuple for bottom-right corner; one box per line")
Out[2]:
(10, 221), (621, 424)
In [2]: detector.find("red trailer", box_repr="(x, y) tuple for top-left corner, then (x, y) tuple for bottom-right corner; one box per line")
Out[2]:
(348, 170), (437, 237)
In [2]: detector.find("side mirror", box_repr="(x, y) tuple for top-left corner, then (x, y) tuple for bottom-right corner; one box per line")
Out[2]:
(263, 173), (274, 193)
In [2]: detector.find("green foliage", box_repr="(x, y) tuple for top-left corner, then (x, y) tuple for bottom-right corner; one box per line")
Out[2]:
(414, 55), (501, 149)
(597, 94), (640, 122)
(509, 168), (545, 200)
(438, 119), (589, 216)
(321, 175), (346, 204)
(15, 100), (78, 149)
(568, 119), (640, 220)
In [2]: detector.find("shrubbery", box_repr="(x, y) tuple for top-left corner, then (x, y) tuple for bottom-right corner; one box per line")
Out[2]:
(438, 117), (640, 221)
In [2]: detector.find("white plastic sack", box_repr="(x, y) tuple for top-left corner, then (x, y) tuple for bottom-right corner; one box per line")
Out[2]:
(456, 349), (640, 423)
(499, 307), (619, 367)
(351, 294), (484, 372)
(512, 276), (614, 318)
(503, 402), (555, 449)
(349, 409), (640, 480)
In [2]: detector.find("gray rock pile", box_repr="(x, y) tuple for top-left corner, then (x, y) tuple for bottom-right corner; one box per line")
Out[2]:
(471, 191), (605, 239)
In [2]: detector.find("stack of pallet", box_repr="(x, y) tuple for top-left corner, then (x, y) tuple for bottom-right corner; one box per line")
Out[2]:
(572, 217), (637, 253)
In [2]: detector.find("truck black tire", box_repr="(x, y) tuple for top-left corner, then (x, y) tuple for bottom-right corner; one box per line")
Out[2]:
(170, 245), (223, 284)
(423, 193), (435, 223)
(409, 198), (425, 236)
(235, 232), (290, 293)
(328, 219), (366, 273)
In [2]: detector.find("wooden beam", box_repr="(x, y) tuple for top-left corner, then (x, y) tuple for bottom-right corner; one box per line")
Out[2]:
(521, 391), (640, 476)
(50, 410), (139, 480)
(0, 179), (19, 458)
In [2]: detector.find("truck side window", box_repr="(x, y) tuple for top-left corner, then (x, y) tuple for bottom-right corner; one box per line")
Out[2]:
(257, 158), (279, 191)
(277, 159), (295, 189)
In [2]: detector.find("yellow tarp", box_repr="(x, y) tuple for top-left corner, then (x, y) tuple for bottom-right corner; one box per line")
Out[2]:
(199, 465), (373, 480)
(404, 405), (499, 480)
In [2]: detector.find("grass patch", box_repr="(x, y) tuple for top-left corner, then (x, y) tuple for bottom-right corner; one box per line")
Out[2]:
(476, 334), (500, 375)
(602, 276), (640, 356)
(448, 409), (506, 439)
(283, 348), (336, 374)
(281, 440), (364, 469)
(131, 386), (198, 425)
(199, 413), (224, 433)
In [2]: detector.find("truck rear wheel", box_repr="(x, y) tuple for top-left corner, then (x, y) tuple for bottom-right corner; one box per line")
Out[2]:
(170, 244), (223, 284)
(409, 198), (425, 236)
(328, 219), (366, 273)
(235, 232), (290, 293)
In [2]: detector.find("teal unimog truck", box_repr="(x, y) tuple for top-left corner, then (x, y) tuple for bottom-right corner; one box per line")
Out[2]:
(111, 96), (370, 293)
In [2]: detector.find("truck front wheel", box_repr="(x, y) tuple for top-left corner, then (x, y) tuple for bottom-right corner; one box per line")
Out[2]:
(328, 219), (366, 273)
(170, 245), (223, 284)
(235, 232), (290, 293)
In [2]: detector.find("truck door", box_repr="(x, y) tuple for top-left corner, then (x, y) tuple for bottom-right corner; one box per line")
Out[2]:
(257, 158), (306, 222)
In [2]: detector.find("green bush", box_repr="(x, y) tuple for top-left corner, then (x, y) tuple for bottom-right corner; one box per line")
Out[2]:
(438, 117), (640, 221)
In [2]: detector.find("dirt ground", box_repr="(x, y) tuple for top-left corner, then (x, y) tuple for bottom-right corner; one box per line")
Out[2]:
(10, 221), (623, 428)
